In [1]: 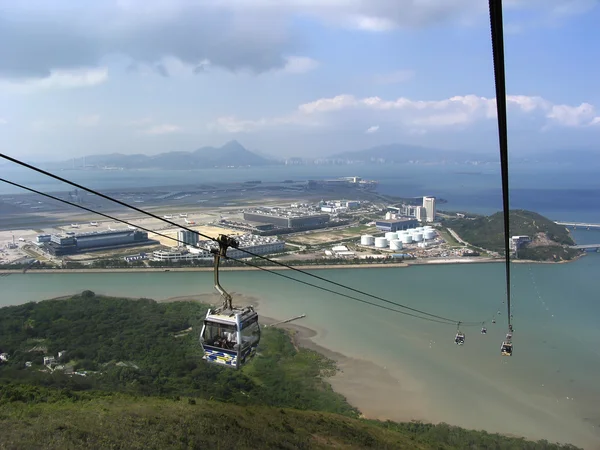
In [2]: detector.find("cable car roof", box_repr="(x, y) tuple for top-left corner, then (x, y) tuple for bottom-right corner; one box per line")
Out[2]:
(205, 307), (257, 325)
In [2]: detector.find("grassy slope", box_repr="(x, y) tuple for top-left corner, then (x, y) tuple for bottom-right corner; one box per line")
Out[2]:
(445, 209), (579, 260)
(0, 394), (580, 450)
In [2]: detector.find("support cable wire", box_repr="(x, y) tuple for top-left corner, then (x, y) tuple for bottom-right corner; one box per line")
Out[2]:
(1, 177), (469, 327)
(488, 0), (512, 331)
(0, 157), (482, 326)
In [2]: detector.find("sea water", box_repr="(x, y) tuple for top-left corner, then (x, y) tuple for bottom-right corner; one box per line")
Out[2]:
(1, 259), (599, 447)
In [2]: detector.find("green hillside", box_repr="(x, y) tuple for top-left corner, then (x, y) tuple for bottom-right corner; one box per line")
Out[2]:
(0, 294), (580, 449)
(444, 209), (580, 261)
(0, 389), (579, 450)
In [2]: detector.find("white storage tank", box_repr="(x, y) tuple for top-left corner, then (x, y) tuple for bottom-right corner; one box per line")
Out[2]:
(400, 234), (413, 244)
(390, 239), (403, 250)
(385, 232), (398, 241)
(415, 227), (424, 232)
(361, 235), (375, 246)
(406, 228), (415, 234)
(412, 232), (423, 242)
(423, 230), (436, 240)
(375, 237), (389, 248)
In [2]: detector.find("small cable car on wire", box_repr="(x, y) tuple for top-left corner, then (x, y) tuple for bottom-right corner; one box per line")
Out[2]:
(454, 323), (465, 345)
(200, 235), (261, 369)
(501, 340), (513, 356)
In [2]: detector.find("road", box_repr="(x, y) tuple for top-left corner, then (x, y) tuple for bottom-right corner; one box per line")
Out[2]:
(446, 228), (468, 246)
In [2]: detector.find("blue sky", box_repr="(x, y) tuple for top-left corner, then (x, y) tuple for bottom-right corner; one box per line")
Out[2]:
(0, 0), (599, 160)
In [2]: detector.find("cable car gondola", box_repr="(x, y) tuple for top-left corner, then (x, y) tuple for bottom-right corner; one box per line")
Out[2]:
(501, 340), (513, 357)
(200, 235), (261, 369)
(454, 323), (465, 345)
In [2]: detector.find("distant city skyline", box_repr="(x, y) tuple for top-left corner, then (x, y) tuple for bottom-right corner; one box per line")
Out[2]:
(0, 1), (599, 160)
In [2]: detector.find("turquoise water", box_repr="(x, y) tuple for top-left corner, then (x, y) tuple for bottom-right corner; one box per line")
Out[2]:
(2, 163), (600, 446)
(1, 258), (599, 447)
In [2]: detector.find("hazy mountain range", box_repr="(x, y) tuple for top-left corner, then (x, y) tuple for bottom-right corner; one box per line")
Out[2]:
(61, 141), (272, 169)
(38, 141), (600, 170)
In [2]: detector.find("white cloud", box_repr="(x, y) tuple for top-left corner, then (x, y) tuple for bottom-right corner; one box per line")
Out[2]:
(0, 68), (108, 94)
(366, 125), (380, 134)
(212, 93), (600, 133)
(373, 70), (415, 84)
(141, 124), (182, 135)
(281, 56), (320, 74)
(0, 117), (7, 125)
(547, 103), (598, 127)
(352, 15), (396, 32)
(77, 114), (101, 127)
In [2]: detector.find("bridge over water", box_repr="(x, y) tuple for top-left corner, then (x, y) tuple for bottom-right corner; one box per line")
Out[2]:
(555, 221), (600, 230)
(555, 222), (600, 250)
(571, 244), (600, 251)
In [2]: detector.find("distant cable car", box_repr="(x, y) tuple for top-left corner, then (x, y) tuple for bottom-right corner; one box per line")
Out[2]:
(454, 323), (465, 345)
(501, 340), (513, 356)
(200, 235), (261, 369)
(481, 326), (487, 334)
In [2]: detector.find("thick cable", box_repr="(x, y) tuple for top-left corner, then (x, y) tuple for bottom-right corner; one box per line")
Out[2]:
(0, 154), (216, 243)
(488, 0), (512, 330)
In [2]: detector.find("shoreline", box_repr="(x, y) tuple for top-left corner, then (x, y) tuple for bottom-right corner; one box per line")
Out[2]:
(6, 291), (594, 447)
(2, 255), (581, 274)
(160, 293), (430, 424)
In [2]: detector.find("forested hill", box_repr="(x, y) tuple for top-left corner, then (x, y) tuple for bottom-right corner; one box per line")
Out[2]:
(444, 210), (580, 261)
(0, 294), (580, 449)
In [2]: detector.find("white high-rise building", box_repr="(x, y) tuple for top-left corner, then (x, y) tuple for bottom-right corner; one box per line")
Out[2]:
(178, 229), (199, 247)
(423, 196), (436, 223)
(415, 206), (427, 222)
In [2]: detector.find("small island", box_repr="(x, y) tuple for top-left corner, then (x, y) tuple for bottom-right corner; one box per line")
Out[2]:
(443, 209), (582, 262)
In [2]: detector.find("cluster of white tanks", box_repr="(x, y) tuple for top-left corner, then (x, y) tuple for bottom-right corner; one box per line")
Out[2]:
(360, 226), (436, 250)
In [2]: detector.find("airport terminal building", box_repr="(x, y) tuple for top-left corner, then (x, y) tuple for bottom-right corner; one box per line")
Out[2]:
(44, 229), (151, 256)
(243, 210), (330, 229)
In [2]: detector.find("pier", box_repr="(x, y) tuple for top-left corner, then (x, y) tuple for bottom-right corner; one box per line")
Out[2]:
(269, 314), (306, 327)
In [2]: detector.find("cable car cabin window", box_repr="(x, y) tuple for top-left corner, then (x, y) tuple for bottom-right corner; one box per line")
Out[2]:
(203, 322), (238, 351)
(240, 318), (260, 349)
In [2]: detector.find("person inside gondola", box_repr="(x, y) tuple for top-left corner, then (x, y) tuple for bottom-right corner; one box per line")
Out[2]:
(224, 331), (238, 350)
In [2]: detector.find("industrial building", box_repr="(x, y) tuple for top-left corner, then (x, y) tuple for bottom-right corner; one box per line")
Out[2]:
(243, 209), (330, 229)
(423, 196), (436, 223)
(178, 229), (199, 246)
(320, 200), (360, 213)
(152, 248), (211, 262)
(152, 234), (285, 262)
(199, 234), (285, 259)
(44, 229), (151, 256)
(375, 218), (418, 232)
(511, 235), (531, 250)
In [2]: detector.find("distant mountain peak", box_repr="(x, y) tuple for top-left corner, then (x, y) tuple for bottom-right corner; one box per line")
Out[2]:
(59, 142), (275, 170)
